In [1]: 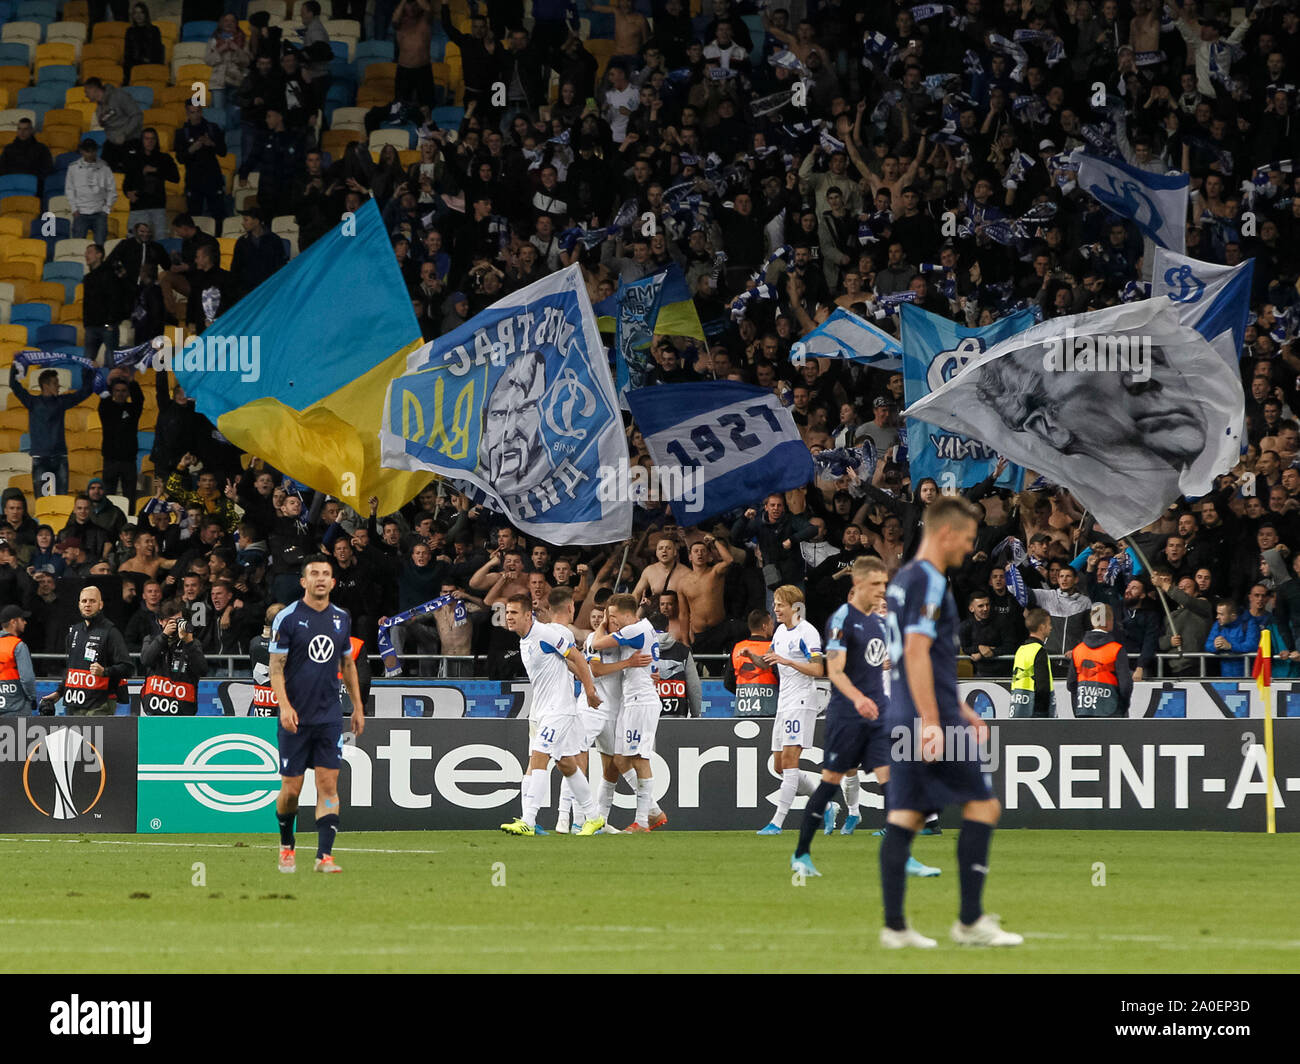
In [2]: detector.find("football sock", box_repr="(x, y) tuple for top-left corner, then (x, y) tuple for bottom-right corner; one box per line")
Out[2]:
(773, 767), (800, 828)
(635, 776), (654, 827)
(277, 811), (295, 849)
(626, 767), (661, 817)
(880, 823), (915, 932)
(957, 820), (993, 926)
(796, 781), (838, 858)
(565, 768), (596, 820)
(798, 770), (821, 797)
(557, 776), (574, 826)
(315, 813), (339, 859)
(521, 769), (543, 828)
(843, 774), (861, 816)
(597, 777), (616, 820)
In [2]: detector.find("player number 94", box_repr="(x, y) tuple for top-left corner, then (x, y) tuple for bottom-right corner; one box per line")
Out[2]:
(625, 729), (641, 744)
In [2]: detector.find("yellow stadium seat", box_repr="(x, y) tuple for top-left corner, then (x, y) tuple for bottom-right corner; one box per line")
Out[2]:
(217, 237), (237, 266)
(175, 63), (212, 87)
(81, 60), (126, 84)
(41, 107), (86, 133)
(154, 85), (193, 107)
(58, 304), (84, 326)
(42, 127), (81, 154)
(130, 63), (170, 86)
(35, 43), (78, 68)
(33, 495), (77, 525)
(92, 21), (129, 44)
(156, 21), (180, 47)
(0, 69), (30, 94)
(63, 0), (89, 21)
(80, 40), (123, 64)
(9, 474), (34, 497)
(0, 324), (26, 344)
(362, 62), (396, 84)
(4, 232), (42, 261)
(0, 218), (22, 239)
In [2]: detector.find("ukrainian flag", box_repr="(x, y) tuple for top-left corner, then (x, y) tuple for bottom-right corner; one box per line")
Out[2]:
(174, 199), (430, 514)
(594, 264), (704, 405)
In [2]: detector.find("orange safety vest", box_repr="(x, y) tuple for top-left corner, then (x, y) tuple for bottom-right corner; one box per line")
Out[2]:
(731, 639), (777, 685)
(0, 634), (20, 681)
(1071, 639), (1120, 685)
(336, 636), (364, 679)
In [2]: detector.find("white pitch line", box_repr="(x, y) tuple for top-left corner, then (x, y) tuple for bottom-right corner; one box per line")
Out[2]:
(0, 837), (441, 855)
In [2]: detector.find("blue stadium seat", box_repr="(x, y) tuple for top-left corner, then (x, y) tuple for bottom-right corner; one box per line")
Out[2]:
(36, 64), (78, 88)
(0, 43), (30, 67)
(29, 214), (68, 238)
(42, 169), (65, 199)
(428, 37), (445, 62)
(431, 105), (465, 130)
(181, 20), (218, 42)
(17, 86), (63, 109)
(329, 58), (356, 84)
(0, 1), (13, 24)
(35, 322), (77, 347)
(10, 305), (52, 333)
(354, 40), (394, 64)
(15, 0), (56, 23)
(159, 238), (181, 256)
(54, 150), (78, 172)
(330, 40), (349, 61)
(0, 174), (38, 198)
(586, 11), (613, 36)
(325, 80), (353, 105)
(123, 85), (154, 110)
(81, 129), (106, 149)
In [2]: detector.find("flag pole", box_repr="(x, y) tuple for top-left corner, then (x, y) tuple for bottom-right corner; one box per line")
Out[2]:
(1125, 539), (1181, 660)
(1260, 628), (1277, 835)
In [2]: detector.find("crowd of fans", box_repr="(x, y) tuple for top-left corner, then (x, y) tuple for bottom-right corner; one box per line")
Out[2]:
(6, 0), (1300, 690)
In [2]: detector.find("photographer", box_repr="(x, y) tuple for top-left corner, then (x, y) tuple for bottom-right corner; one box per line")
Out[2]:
(139, 598), (208, 715)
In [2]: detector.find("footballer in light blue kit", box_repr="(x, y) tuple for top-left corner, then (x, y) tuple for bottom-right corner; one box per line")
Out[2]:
(878, 497), (1022, 950)
(755, 585), (826, 835)
(270, 558), (365, 876)
(589, 594), (662, 832)
(788, 556), (940, 879)
(499, 594), (607, 837)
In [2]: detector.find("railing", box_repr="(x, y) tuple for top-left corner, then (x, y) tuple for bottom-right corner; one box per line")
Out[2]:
(25, 651), (1265, 682)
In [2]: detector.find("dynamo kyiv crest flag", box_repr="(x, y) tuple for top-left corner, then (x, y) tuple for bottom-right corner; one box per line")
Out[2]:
(595, 265), (704, 408)
(626, 381), (814, 525)
(900, 303), (1036, 492)
(1151, 248), (1254, 371)
(1077, 153), (1188, 253)
(378, 264), (631, 545)
(790, 308), (903, 370)
(176, 198), (429, 514)
(904, 299), (1243, 538)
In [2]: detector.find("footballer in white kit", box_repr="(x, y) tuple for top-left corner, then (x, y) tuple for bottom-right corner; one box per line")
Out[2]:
(756, 584), (827, 835)
(589, 594), (663, 831)
(499, 594), (606, 837)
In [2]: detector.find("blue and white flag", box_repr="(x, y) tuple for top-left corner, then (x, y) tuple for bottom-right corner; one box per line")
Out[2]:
(626, 381), (815, 526)
(789, 308), (903, 370)
(1151, 248), (1254, 371)
(378, 264), (630, 545)
(900, 303), (1036, 493)
(1076, 153), (1189, 253)
(903, 299), (1244, 538)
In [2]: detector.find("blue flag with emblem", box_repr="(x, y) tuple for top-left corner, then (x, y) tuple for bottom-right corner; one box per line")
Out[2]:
(625, 381), (814, 526)
(790, 308), (903, 370)
(594, 264), (704, 410)
(900, 303), (1036, 493)
(1150, 248), (1254, 371)
(378, 264), (631, 545)
(1076, 153), (1188, 253)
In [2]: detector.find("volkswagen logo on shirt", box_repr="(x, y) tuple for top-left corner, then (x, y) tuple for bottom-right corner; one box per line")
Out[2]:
(308, 635), (335, 663)
(864, 638), (888, 668)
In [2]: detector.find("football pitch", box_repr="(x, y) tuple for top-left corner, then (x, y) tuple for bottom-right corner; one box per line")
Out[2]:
(2, 829), (1297, 974)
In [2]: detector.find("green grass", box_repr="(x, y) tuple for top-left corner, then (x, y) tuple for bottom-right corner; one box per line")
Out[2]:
(2, 829), (1297, 973)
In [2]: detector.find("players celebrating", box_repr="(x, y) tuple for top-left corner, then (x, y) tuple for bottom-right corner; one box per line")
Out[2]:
(790, 557), (940, 879)
(879, 498), (1022, 949)
(589, 594), (663, 832)
(500, 593), (606, 837)
(755, 586), (825, 835)
(270, 558), (366, 874)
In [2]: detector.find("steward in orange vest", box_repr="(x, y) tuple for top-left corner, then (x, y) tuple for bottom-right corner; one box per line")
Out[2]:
(1067, 604), (1132, 718)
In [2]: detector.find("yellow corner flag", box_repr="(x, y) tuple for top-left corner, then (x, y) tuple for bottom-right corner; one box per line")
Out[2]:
(1252, 628), (1276, 834)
